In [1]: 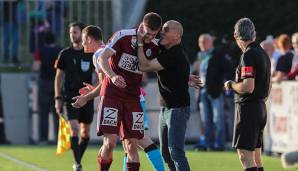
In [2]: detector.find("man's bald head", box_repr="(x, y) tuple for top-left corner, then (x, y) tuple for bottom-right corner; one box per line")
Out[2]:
(198, 33), (213, 52)
(199, 34), (212, 42)
(165, 20), (183, 37)
(260, 40), (274, 57)
(160, 20), (184, 48)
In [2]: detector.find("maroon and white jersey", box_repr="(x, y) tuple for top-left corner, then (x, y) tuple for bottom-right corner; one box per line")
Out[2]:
(100, 29), (159, 101)
(93, 45), (105, 73)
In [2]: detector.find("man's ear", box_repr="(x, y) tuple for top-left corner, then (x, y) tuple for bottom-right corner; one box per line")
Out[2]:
(87, 36), (92, 44)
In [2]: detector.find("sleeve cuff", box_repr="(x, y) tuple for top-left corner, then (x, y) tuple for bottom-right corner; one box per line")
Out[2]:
(106, 46), (116, 54)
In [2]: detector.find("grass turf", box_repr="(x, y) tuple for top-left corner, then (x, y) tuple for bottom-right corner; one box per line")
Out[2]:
(0, 145), (293, 171)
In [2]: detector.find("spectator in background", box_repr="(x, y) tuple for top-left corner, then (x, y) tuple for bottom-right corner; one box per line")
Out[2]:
(193, 33), (227, 151)
(288, 33), (298, 80)
(38, 0), (68, 37)
(2, 0), (20, 64)
(272, 34), (293, 82)
(224, 41), (241, 144)
(29, 11), (49, 71)
(272, 36), (282, 60)
(260, 39), (276, 75)
(281, 35), (298, 164)
(37, 31), (61, 144)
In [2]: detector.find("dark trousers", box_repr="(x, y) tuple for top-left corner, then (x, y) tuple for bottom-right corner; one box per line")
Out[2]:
(38, 79), (58, 142)
(159, 106), (191, 171)
(2, 22), (19, 62)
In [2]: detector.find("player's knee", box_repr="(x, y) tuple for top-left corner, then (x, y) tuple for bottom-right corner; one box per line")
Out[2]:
(238, 153), (250, 164)
(255, 157), (262, 166)
(125, 139), (138, 153)
(70, 127), (79, 136)
(103, 138), (116, 151)
(80, 129), (90, 138)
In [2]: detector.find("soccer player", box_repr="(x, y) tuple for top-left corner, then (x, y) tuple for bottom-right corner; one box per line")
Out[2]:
(54, 22), (94, 171)
(72, 19), (165, 170)
(97, 12), (163, 171)
(224, 18), (271, 171)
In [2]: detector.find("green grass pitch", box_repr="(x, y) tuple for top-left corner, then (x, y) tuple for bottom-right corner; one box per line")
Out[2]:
(0, 145), (294, 171)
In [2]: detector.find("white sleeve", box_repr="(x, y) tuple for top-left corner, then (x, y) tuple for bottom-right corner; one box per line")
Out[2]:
(106, 31), (124, 53)
(93, 52), (101, 72)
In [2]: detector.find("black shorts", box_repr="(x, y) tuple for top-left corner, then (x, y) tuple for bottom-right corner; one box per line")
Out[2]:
(232, 101), (267, 151)
(63, 99), (94, 124)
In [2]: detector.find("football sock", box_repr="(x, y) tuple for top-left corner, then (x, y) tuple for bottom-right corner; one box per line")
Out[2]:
(144, 144), (165, 171)
(141, 100), (149, 130)
(126, 162), (140, 171)
(245, 167), (258, 171)
(98, 155), (112, 171)
(79, 137), (89, 162)
(123, 153), (128, 171)
(70, 136), (80, 165)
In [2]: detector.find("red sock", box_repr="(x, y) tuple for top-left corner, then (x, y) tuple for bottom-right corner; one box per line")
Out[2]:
(97, 155), (112, 171)
(126, 162), (140, 171)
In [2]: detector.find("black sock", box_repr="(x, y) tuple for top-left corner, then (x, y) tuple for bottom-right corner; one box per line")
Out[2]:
(245, 167), (258, 171)
(144, 144), (158, 153)
(70, 136), (80, 164)
(79, 137), (89, 162)
(258, 167), (264, 171)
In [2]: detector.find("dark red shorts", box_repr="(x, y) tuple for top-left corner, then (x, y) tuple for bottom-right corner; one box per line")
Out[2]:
(96, 96), (144, 140)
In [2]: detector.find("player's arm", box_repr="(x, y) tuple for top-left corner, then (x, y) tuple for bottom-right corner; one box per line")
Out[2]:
(98, 48), (126, 88)
(54, 68), (65, 114)
(97, 31), (127, 88)
(225, 51), (256, 94)
(72, 71), (104, 108)
(98, 48), (116, 78)
(136, 26), (164, 72)
(137, 45), (164, 72)
(85, 70), (104, 100)
(226, 78), (255, 94)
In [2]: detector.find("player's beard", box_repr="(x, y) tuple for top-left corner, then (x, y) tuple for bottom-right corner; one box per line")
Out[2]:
(73, 39), (81, 44)
(71, 36), (82, 44)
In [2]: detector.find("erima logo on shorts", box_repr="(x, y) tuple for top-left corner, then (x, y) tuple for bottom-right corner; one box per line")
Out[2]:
(132, 112), (144, 130)
(102, 107), (118, 126)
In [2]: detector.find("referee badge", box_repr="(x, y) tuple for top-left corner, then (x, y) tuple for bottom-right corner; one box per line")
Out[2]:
(146, 49), (152, 57)
(81, 60), (90, 72)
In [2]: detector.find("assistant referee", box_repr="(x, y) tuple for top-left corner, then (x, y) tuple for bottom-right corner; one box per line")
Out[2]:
(224, 18), (271, 171)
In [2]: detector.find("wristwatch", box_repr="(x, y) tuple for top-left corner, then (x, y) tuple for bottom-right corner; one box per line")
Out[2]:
(227, 81), (233, 90)
(137, 40), (144, 47)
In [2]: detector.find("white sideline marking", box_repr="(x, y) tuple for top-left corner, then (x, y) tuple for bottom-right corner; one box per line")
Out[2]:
(0, 152), (48, 171)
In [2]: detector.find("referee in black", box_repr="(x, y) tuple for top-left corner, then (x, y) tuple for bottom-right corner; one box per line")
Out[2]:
(54, 22), (94, 171)
(224, 18), (271, 171)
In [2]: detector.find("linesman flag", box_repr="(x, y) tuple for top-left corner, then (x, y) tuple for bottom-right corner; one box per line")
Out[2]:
(56, 115), (71, 156)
